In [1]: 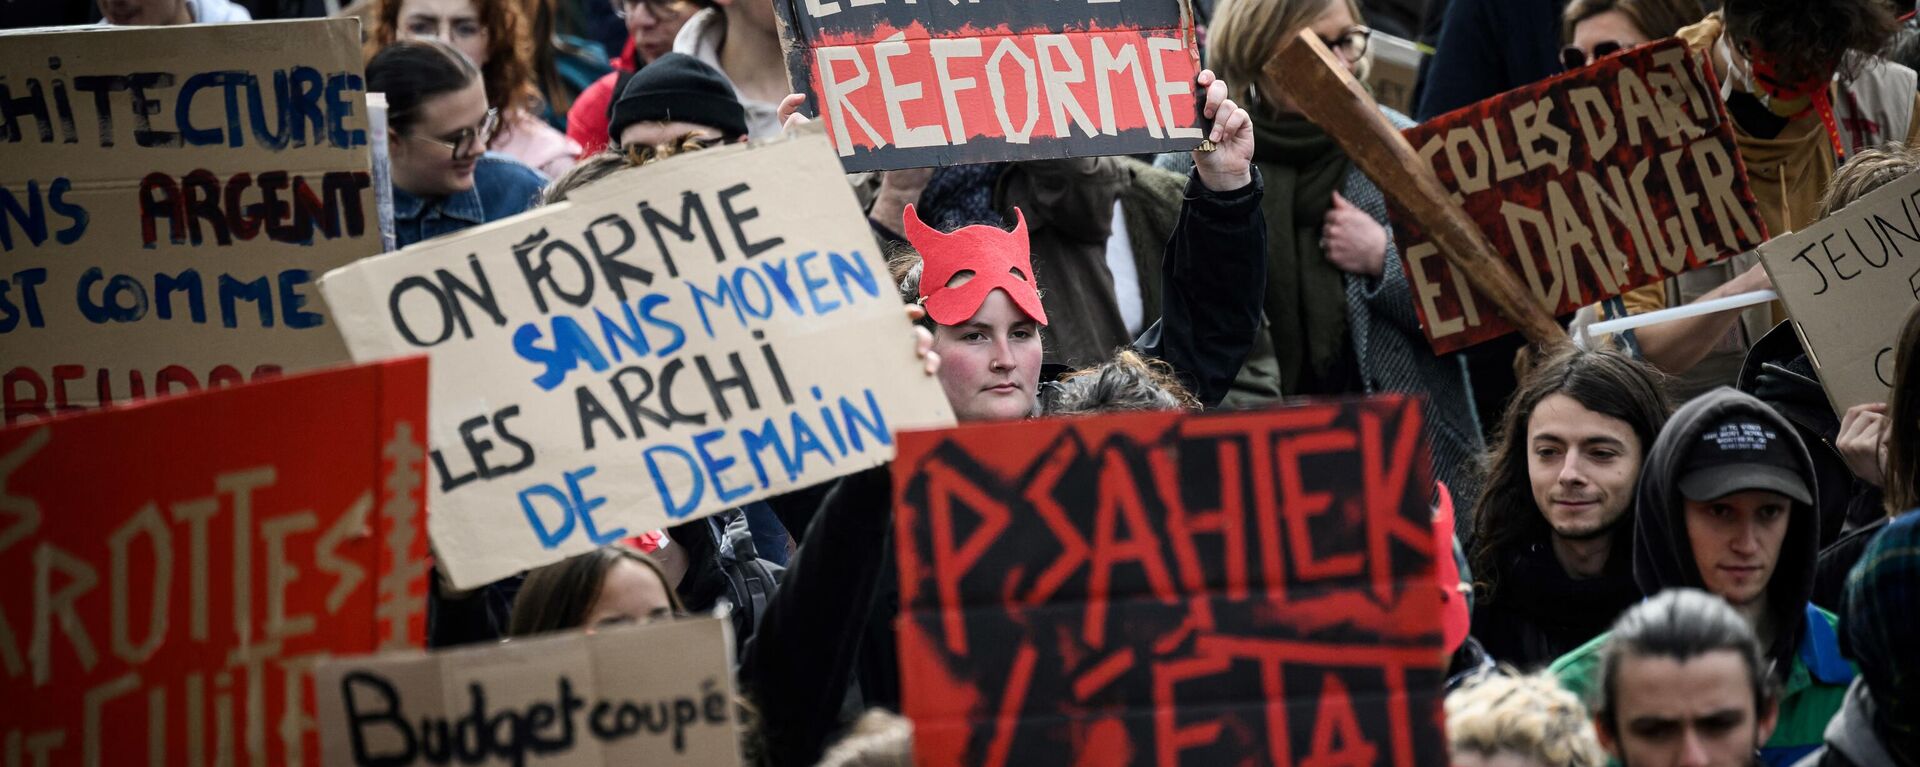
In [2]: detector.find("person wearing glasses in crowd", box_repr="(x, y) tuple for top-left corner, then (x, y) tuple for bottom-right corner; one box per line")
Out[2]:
(1206, 0), (1489, 517)
(367, 39), (547, 249)
(369, 0), (583, 177)
(567, 0), (714, 156)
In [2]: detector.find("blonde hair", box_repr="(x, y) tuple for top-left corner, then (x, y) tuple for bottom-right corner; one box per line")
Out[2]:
(813, 710), (913, 767)
(1817, 143), (1920, 219)
(1207, 0), (1365, 115)
(1445, 671), (1608, 767)
(541, 133), (723, 204)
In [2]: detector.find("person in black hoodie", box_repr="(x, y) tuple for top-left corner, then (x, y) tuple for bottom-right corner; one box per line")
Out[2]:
(1468, 346), (1672, 670)
(1551, 388), (1855, 766)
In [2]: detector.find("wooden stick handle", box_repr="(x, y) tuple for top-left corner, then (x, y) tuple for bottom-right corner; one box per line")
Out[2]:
(1264, 30), (1569, 350)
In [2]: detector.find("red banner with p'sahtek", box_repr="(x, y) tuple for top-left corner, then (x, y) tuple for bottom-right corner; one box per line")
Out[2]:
(892, 396), (1447, 766)
(1392, 37), (1767, 354)
(0, 358), (430, 766)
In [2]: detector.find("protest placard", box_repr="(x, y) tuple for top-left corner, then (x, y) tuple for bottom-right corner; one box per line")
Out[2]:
(0, 20), (378, 424)
(1391, 38), (1766, 354)
(892, 396), (1447, 765)
(0, 357), (430, 766)
(1758, 168), (1920, 413)
(1367, 31), (1422, 116)
(771, 0), (1206, 171)
(319, 129), (956, 589)
(314, 616), (740, 767)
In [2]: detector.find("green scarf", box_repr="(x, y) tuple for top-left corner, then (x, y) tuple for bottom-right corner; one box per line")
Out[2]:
(1252, 113), (1355, 396)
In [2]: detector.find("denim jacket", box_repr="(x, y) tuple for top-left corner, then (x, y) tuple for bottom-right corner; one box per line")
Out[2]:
(392, 153), (546, 249)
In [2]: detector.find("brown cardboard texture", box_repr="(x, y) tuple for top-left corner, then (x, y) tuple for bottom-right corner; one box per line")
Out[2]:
(1757, 168), (1920, 414)
(0, 20), (378, 422)
(315, 616), (742, 766)
(319, 127), (957, 589)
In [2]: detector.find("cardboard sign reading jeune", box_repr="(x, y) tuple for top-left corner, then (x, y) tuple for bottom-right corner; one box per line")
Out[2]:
(892, 397), (1447, 765)
(1759, 169), (1920, 413)
(315, 617), (741, 767)
(772, 0), (1206, 171)
(320, 129), (955, 589)
(0, 358), (430, 766)
(0, 20), (378, 424)
(1393, 38), (1766, 353)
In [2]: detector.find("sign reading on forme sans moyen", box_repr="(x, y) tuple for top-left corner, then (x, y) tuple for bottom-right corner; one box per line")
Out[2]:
(319, 128), (956, 590)
(772, 0), (1208, 171)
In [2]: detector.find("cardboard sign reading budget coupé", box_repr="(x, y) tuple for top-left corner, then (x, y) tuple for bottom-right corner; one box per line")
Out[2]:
(893, 397), (1446, 765)
(315, 617), (741, 766)
(1759, 168), (1920, 414)
(320, 131), (955, 589)
(772, 0), (1205, 171)
(1392, 38), (1765, 354)
(0, 20), (378, 424)
(0, 358), (430, 766)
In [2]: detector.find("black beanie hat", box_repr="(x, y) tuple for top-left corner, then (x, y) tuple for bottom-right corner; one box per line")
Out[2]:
(608, 53), (750, 144)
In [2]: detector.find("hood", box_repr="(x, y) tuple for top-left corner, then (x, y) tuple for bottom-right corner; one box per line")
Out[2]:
(1737, 320), (1852, 545)
(1633, 387), (1820, 666)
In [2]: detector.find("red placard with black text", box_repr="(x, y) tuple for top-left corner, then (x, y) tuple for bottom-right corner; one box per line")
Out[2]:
(773, 0), (1207, 171)
(0, 358), (430, 766)
(892, 396), (1446, 766)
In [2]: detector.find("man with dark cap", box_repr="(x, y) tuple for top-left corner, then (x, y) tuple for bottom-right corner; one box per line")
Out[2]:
(1795, 511), (1920, 766)
(1552, 388), (1856, 766)
(607, 52), (750, 151)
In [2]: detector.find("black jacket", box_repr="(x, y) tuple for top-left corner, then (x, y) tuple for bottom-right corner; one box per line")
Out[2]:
(1471, 535), (1640, 670)
(1738, 321), (1885, 547)
(739, 168), (1268, 766)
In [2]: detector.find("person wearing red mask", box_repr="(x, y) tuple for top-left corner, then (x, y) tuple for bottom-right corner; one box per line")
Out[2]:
(1601, 0), (1913, 403)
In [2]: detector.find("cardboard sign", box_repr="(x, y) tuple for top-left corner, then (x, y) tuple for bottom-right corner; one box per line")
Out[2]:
(0, 20), (378, 424)
(0, 358), (430, 766)
(320, 129), (956, 589)
(1367, 31), (1422, 116)
(314, 617), (741, 767)
(771, 0), (1205, 171)
(892, 396), (1447, 765)
(1758, 169), (1920, 413)
(1392, 38), (1766, 353)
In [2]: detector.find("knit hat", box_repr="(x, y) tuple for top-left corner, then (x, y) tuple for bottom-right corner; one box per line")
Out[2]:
(608, 53), (749, 144)
(1841, 512), (1920, 740)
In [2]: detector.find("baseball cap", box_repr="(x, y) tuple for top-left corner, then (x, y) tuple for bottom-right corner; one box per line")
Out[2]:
(1675, 416), (1812, 505)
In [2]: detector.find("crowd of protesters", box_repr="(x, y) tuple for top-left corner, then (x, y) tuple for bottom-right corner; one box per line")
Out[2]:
(32, 0), (1920, 764)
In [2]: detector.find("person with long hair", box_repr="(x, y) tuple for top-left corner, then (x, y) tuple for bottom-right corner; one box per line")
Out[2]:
(369, 0), (582, 176)
(367, 39), (547, 249)
(1468, 347), (1672, 669)
(1207, 0), (1487, 519)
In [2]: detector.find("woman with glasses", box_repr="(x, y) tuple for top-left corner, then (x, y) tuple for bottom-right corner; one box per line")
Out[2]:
(367, 39), (548, 249)
(566, 0), (715, 157)
(369, 0), (583, 177)
(506, 544), (687, 637)
(1559, 0), (1699, 74)
(1205, 0), (1488, 518)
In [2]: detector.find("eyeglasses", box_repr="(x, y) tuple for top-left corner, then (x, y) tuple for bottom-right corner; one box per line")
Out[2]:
(406, 107), (499, 158)
(1560, 41), (1625, 72)
(1318, 26), (1372, 59)
(613, 0), (696, 20)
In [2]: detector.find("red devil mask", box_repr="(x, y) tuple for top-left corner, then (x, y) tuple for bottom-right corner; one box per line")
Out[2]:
(903, 203), (1049, 326)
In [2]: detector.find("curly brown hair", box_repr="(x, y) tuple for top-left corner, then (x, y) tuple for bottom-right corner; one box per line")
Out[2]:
(366, 0), (542, 147)
(1721, 0), (1900, 84)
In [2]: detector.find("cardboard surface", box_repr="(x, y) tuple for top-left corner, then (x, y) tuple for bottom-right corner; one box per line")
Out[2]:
(320, 129), (955, 589)
(0, 20), (378, 423)
(891, 397), (1447, 765)
(314, 617), (742, 766)
(771, 0), (1206, 171)
(1392, 39), (1766, 353)
(1366, 31), (1421, 116)
(1758, 168), (1920, 413)
(0, 357), (431, 765)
